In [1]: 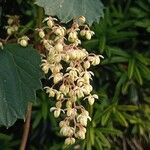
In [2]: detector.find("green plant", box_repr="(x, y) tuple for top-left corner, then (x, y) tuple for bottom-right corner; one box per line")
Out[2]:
(0, 0), (104, 149)
(0, 0), (150, 150)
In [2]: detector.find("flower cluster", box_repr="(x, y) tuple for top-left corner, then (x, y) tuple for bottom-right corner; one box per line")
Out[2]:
(40, 16), (103, 145)
(5, 15), (20, 35)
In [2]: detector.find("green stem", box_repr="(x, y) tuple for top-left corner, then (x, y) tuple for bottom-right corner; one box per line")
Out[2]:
(36, 6), (44, 28)
(86, 105), (93, 150)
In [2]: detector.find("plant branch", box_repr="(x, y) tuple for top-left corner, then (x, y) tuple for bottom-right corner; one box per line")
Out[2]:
(19, 103), (32, 150)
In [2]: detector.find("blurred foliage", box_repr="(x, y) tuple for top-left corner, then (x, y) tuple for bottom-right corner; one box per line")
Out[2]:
(0, 0), (150, 149)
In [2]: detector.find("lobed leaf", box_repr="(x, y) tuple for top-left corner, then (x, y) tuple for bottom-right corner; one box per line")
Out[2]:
(0, 44), (43, 127)
(35, 0), (104, 25)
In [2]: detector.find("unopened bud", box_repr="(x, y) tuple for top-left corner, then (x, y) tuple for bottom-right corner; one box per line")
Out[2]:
(7, 18), (13, 25)
(39, 30), (45, 38)
(67, 108), (73, 116)
(55, 43), (63, 52)
(0, 42), (3, 49)
(92, 56), (100, 66)
(54, 109), (61, 118)
(75, 130), (86, 139)
(47, 19), (54, 28)
(7, 27), (13, 35)
(56, 101), (62, 108)
(85, 31), (92, 40)
(53, 73), (63, 84)
(83, 61), (90, 69)
(66, 101), (72, 108)
(80, 30), (86, 36)
(65, 137), (75, 145)
(88, 96), (95, 105)
(78, 16), (86, 24)
(20, 39), (28, 47)
(68, 32), (78, 43)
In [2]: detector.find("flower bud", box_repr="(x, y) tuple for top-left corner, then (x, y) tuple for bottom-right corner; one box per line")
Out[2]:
(53, 73), (63, 84)
(78, 116), (88, 126)
(7, 18), (13, 25)
(68, 50), (77, 60)
(88, 96), (95, 105)
(83, 61), (90, 69)
(68, 32), (78, 43)
(54, 43), (63, 52)
(83, 71), (91, 82)
(62, 54), (70, 62)
(59, 121), (66, 128)
(75, 130), (86, 139)
(83, 84), (93, 95)
(54, 54), (62, 63)
(78, 16), (86, 24)
(60, 126), (74, 137)
(51, 64), (62, 74)
(47, 19), (54, 28)
(18, 36), (29, 47)
(66, 101), (72, 108)
(12, 25), (18, 32)
(60, 84), (69, 95)
(0, 42), (3, 49)
(56, 92), (64, 100)
(92, 56), (100, 66)
(80, 30), (86, 36)
(76, 89), (84, 98)
(77, 78), (84, 87)
(85, 31), (92, 40)
(65, 137), (75, 145)
(67, 108), (73, 116)
(54, 108), (61, 118)
(39, 30), (45, 38)
(7, 27), (13, 35)
(56, 101), (62, 108)
(19, 40), (28, 47)
(55, 27), (65, 37)
(45, 87), (55, 97)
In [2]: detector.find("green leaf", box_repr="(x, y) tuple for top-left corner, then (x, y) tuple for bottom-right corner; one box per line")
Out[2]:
(32, 112), (42, 129)
(95, 137), (103, 150)
(0, 44), (43, 127)
(102, 56), (128, 64)
(128, 58), (135, 79)
(138, 63), (150, 80)
(134, 66), (143, 85)
(99, 128), (122, 136)
(101, 111), (111, 126)
(122, 81), (130, 94)
(134, 52), (148, 65)
(90, 127), (95, 145)
(107, 47), (130, 58)
(129, 84), (138, 104)
(115, 111), (128, 127)
(113, 74), (127, 102)
(117, 105), (138, 111)
(35, 0), (104, 25)
(96, 130), (110, 148)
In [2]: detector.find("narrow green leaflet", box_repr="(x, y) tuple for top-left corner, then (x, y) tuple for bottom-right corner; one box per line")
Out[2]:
(128, 58), (135, 79)
(35, 0), (104, 25)
(0, 44), (43, 127)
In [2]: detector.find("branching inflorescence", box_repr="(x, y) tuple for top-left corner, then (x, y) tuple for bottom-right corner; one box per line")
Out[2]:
(3, 15), (103, 145)
(39, 16), (103, 145)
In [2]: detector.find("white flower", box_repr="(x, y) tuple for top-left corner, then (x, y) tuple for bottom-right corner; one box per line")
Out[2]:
(60, 126), (74, 137)
(65, 137), (75, 145)
(44, 87), (56, 97)
(18, 36), (29, 47)
(77, 110), (91, 126)
(68, 31), (78, 43)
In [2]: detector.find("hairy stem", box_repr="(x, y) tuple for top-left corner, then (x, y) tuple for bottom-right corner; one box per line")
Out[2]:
(19, 103), (32, 150)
